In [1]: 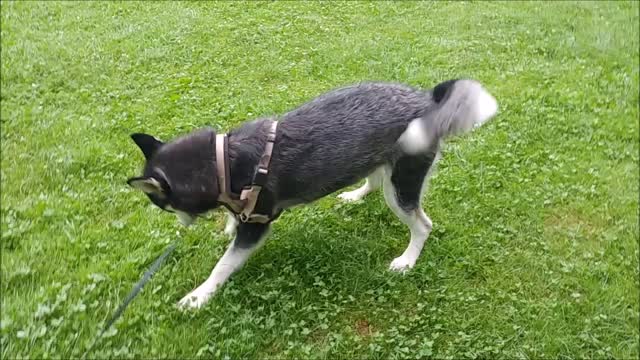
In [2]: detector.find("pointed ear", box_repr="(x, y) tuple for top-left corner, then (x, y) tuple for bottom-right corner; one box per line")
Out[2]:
(130, 133), (163, 160)
(127, 176), (165, 195)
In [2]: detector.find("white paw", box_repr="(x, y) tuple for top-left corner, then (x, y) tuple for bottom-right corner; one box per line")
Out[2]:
(389, 256), (416, 273)
(338, 190), (364, 202)
(177, 288), (212, 310)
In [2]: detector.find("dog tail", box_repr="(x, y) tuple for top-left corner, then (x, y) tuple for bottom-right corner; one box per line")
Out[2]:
(398, 79), (498, 154)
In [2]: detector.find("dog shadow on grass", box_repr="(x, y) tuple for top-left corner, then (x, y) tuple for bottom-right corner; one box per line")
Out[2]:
(206, 197), (436, 308)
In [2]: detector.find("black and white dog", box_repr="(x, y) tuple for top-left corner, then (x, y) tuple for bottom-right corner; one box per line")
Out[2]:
(127, 79), (498, 309)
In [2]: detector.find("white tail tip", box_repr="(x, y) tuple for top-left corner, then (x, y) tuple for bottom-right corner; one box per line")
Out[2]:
(469, 81), (498, 127)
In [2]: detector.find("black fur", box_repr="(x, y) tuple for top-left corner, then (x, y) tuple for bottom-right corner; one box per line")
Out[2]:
(391, 150), (437, 211)
(132, 129), (220, 214)
(432, 79), (458, 103)
(131, 133), (163, 160)
(128, 79), (495, 223)
(234, 222), (270, 249)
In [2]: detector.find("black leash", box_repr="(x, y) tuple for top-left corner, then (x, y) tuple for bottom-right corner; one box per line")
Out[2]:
(81, 242), (178, 359)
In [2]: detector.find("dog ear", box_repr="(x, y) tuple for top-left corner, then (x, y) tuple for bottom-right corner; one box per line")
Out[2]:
(127, 176), (165, 195)
(131, 133), (163, 160)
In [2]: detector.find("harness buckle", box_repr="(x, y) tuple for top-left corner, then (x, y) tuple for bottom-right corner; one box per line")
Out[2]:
(239, 213), (249, 222)
(252, 167), (269, 186)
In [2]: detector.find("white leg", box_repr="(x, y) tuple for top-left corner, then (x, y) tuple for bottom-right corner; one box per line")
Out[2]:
(177, 245), (253, 309)
(338, 167), (384, 202)
(223, 211), (238, 238)
(178, 224), (269, 309)
(382, 168), (432, 273)
(387, 209), (432, 272)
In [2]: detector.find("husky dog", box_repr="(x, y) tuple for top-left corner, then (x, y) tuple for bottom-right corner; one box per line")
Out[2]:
(127, 79), (498, 309)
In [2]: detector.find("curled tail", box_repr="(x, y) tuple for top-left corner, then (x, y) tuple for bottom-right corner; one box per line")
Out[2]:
(398, 79), (498, 154)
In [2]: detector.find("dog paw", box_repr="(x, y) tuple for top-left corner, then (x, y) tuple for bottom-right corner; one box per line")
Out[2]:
(338, 190), (364, 202)
(177, 289), (211, 310)
(389, 256), (416, 273)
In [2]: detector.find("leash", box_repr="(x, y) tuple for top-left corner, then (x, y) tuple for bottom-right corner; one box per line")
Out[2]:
(81, 241), (178, 359)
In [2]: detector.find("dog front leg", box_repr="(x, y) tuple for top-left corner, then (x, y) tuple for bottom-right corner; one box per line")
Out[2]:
(223, 210), (239, 238)
(178, 222), (270, 309)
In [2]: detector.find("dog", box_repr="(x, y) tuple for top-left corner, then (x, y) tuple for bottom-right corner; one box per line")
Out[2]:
(127, 79), (498, 309)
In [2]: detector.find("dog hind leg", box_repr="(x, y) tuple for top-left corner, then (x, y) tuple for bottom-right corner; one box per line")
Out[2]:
(338, 167), (384, 202)
(383, 153), (436, 272)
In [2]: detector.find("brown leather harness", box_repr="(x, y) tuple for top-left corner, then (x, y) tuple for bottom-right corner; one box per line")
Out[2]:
(215, 121), (278, 223)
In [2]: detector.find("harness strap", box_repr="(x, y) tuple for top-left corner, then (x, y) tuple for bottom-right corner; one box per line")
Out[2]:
(215, 120), (278, 223)
(215, 134), (244, 214)
(239, 121), (278, 222)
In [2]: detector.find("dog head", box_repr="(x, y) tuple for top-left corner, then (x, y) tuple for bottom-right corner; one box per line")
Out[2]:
(127, 129), (220, 226)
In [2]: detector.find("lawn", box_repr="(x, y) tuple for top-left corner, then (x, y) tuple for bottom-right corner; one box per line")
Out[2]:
(1, 1), (638, 359)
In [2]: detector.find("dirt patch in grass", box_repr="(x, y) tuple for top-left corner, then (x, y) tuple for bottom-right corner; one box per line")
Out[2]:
(544, 211), (598, 236)
(354, 319), (374, 337)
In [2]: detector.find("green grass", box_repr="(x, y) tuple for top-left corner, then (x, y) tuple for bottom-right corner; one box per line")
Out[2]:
(1, 1), (638, 358)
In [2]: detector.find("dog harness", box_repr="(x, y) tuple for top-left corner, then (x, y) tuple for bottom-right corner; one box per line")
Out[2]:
(215, 121), (278, 223)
